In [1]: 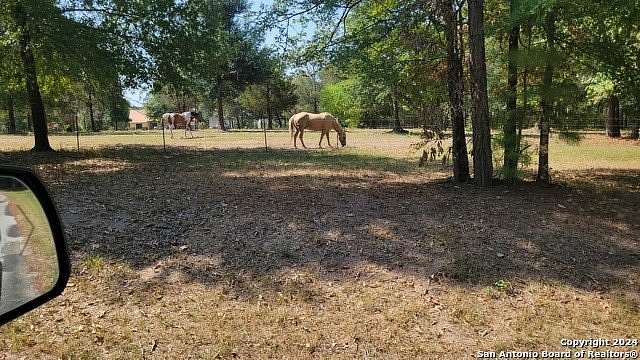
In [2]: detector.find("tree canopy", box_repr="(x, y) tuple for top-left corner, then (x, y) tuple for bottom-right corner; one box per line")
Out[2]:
(1, 0), (638, 183)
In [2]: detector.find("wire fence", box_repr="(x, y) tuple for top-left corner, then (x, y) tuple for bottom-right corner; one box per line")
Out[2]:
(1, 111), (637, 154)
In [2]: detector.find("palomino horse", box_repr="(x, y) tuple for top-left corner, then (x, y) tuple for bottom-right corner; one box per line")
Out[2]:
(162, 111), (202, 138)
(288, 112), (346, 149)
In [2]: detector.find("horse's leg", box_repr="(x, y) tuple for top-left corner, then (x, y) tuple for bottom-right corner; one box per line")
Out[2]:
(327, 130), (333, 148)
(170, 123), (174, 139)
(318, 131), (325, 148)
(294, 129), (300, 149)
(299, 129), (307, 149)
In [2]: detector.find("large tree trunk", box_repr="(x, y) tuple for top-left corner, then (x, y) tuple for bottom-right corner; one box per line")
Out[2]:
(537, 10), (556, 183)
(15, 6), (52, 151)
(519, 21), (532, 158)
(468, 0), (493, 186)
(607, 94), (621, 137)
(503, 1), (520, 182)
(217, 78), (226, 131)
(442, 0), (470, 182)
(457, 4), (467, 125)
(6, 94), (17, 134)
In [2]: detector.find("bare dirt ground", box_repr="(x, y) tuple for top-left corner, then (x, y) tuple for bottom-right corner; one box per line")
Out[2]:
(0, 129), (639, 359)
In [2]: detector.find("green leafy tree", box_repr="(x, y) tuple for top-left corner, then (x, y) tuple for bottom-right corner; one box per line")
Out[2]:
(145, 89), (176, 121)
(181, 0), (268, 131)
(319, 78), (362, 127)
(0, 45), (22, 134)
(291, 71), (321, 113)
(239, 76), (298, 128)
(1, 0), (161, 149)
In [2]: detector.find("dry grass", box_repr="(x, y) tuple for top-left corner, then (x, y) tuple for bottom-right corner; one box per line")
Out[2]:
(0, 129), (420, 157)
(0, 129), (638, 359)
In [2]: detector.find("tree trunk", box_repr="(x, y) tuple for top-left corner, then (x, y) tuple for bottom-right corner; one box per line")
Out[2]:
(631, 121), (639, 139)
(15, 5), (52, 151)
(468, 0), (493, 186)
(457, 5), (467, 127)
(631, 97), (639, 139)
(6, 94), (17, 134)
(391, 89), (405, 133)
(88, 89), (96, 132)
(442, 0), (470, 182)
(217, 78), (226, 131)
(113, 101), (118, 131)
(519, 21), (532, 158)
(112, 89), (119, 131)
(267, 81), (273, 130)
(537, 10), (556, 183)
(503, 2), (520, 182)
(311, 75), (320, 114)
(607, 94), (621, 137)
(393, 94), (400, 129)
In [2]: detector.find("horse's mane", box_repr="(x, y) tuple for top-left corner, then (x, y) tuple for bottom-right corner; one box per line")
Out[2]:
(325, 113), (344, 134)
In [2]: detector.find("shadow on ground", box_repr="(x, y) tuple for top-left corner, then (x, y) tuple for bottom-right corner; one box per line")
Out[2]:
(556, 168), (640, 195)
(2, 146), (639, 299)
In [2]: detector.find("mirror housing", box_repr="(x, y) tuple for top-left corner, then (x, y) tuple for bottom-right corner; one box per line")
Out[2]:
(0, 166), (70, 326)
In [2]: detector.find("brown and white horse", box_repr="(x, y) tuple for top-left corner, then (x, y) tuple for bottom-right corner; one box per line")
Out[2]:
(162, 111), (203, 138)
(288, 112), (346, 149)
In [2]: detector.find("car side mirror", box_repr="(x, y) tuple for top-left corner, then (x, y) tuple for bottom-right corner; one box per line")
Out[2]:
(0, 166), (70, 326)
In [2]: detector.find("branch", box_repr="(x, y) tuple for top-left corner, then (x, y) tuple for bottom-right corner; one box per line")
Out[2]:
(251, 2), (322, 32)
(274, 3), (322, 23)
(60, 7), (144, 21)
(317, 0), (365, 54)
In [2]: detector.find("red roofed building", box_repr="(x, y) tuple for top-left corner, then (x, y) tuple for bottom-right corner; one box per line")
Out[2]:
(128, 109), (156, 130)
